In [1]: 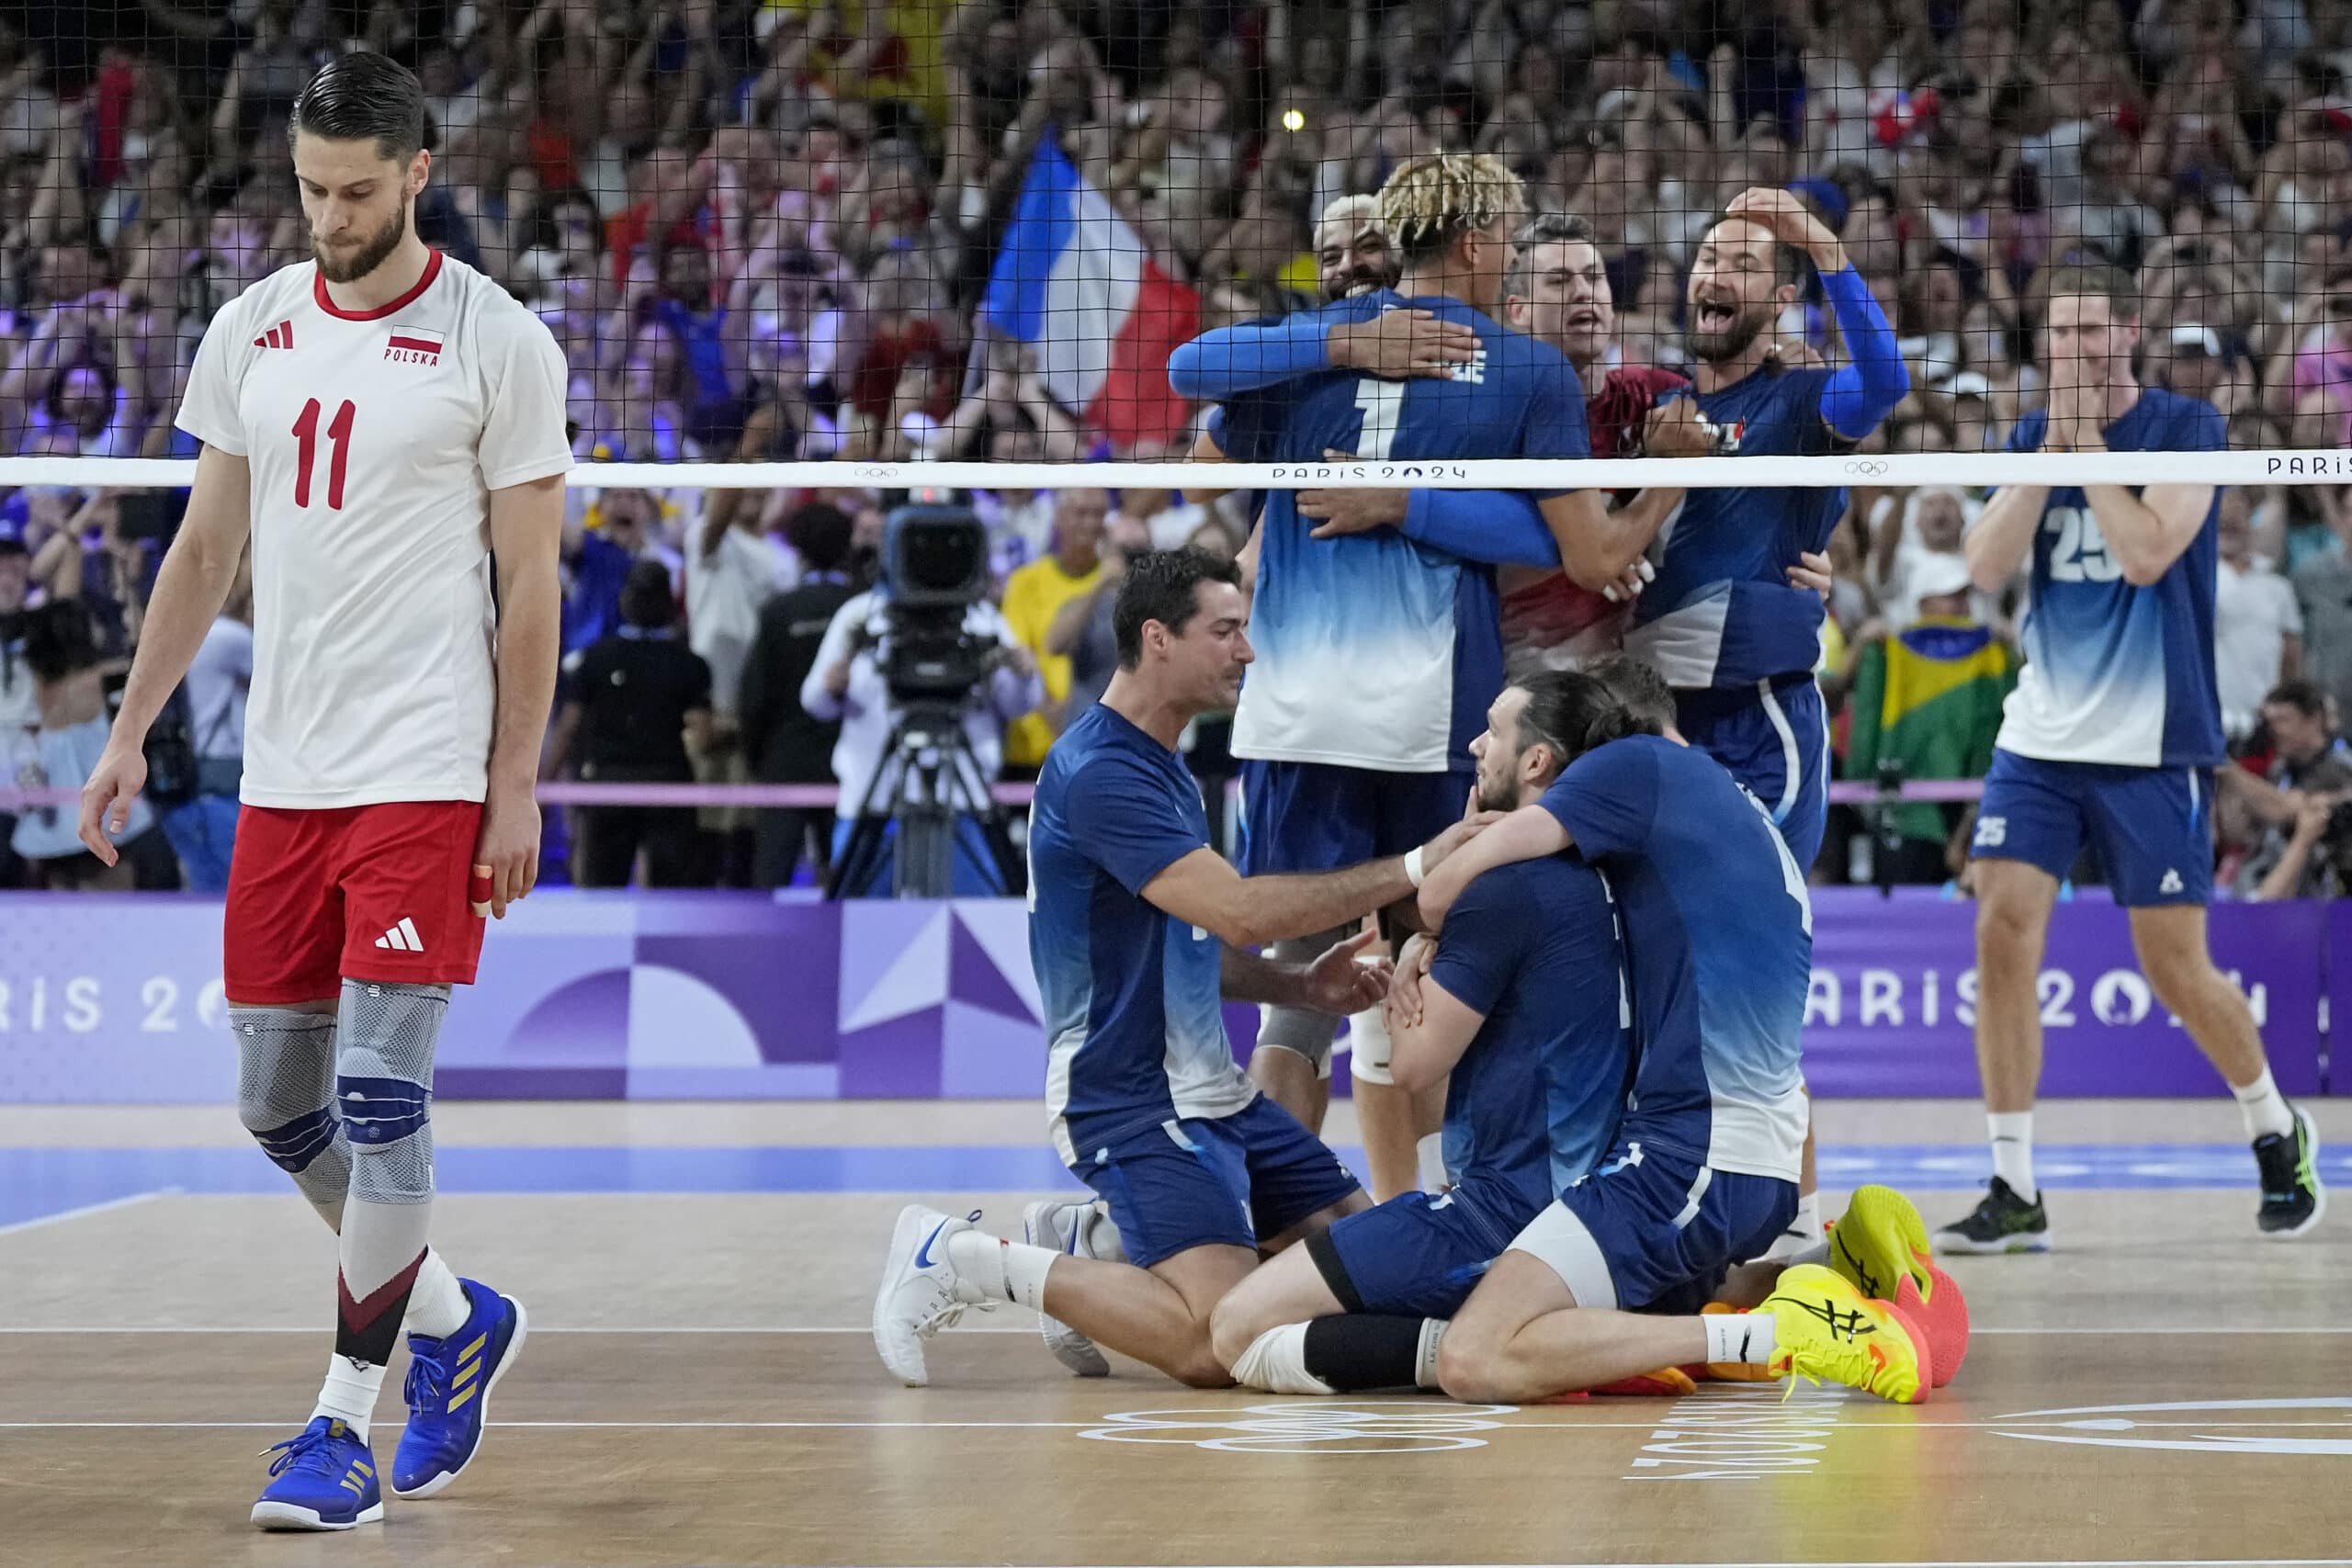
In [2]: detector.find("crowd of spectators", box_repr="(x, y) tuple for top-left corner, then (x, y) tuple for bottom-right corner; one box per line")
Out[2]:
(6, 0), (2352, 890)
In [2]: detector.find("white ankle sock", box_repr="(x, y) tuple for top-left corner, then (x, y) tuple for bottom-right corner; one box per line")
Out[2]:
(1703, 1312), (1778, 1367)
(2231, 1066), (2295, 1141)
(1989, 1111), (2036, 1201)
(1414, 1319), (1447, 1390)
(946, 1229), (1056, 1312)
(312, 1353), (388, 1439)
(405, 1249), (471, 1340)
(1232, 1324), (1333, 1394)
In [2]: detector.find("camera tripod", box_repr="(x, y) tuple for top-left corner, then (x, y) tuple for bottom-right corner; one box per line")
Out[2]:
(827, 698), (1013, 900)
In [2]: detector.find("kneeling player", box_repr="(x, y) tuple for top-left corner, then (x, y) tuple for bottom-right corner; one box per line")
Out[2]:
(871, 551), (1491, 1388)
(1419, 671), (1941, 1403)
(1205, 677), (1634, 1393)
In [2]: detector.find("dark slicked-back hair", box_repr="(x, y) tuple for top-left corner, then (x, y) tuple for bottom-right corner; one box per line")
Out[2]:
(1506, 211), (1600, 300)
(290, 52), (429, 164)
(1114, 548), (1243, 669)
(1516, 668), (1660, 770)
(1585, 652), (1678, 732)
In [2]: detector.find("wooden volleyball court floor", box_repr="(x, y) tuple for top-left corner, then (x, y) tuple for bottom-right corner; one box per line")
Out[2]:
(4, 1098), (2350, 1568)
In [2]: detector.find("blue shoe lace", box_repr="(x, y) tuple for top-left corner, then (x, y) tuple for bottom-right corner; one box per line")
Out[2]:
(263, 1423), (345, 1481)
(402, 1343), (453, 1416)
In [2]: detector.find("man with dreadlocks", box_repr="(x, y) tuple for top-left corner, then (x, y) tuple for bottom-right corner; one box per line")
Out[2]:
(1164, 152), (1675, 1192)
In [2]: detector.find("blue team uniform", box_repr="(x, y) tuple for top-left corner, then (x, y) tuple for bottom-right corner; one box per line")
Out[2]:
(1316, 856), (1633, 1319)
(1971, 390), (2228, 905)
(1026, 705), (1363, 1268)
(1512, 736), (1811, 1312)
(1204, 292), (1590, 874)
(1624, 367), (1849, 872)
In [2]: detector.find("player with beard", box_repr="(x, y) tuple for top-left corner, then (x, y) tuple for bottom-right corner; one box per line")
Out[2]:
(1295, 213), (1835, 676)
(79, 52), (570, 1529)
(1314, 194), (1402, 300)
(1201, 671), (1634, 1397)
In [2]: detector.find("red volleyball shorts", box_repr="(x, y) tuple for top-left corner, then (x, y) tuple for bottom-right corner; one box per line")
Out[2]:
(223, 801), (489, 1004)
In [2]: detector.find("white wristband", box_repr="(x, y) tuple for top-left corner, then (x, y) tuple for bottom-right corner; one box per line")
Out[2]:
(1403, 844), (1427, 889)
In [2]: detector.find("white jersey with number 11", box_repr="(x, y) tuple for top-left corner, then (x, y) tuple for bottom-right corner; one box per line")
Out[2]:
(174, 250), (573, 811)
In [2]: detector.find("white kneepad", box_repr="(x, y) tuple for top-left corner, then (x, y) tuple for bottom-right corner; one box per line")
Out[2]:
(1347, 1004), (1394, 1088)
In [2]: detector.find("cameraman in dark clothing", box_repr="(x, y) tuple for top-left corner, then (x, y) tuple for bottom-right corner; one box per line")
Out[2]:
(2236, 679), (2352, 900)
(738, 503), (861, 887)
(546, 559), (717, 887)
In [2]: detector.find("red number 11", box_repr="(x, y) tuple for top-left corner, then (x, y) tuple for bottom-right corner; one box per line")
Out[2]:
(292, 398), (356, 510)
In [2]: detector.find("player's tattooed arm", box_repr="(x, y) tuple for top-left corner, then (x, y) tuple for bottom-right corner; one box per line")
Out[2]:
(1416, 806), (1571, 930)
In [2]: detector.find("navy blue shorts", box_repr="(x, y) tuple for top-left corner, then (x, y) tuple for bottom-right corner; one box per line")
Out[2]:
(1312, 1176), (1537, 1320)
(1066, 1098), (1365, 1270)
(1677, 676), (1830, 873)
(1971, 750), (2212, 906)
(1510, 1142), (1796, 1314)
(1238, 760), (1470, 875)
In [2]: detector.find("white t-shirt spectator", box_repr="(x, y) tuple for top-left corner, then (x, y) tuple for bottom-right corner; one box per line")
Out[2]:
(2215, 554), (2304, 740)
(686, 525), (794, 716)
(174, 250), (572, 807)
(184, 614), (254, 763)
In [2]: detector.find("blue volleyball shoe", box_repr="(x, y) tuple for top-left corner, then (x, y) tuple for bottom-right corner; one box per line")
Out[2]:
(391, 1279), (529, 1498)
(250, 1416), (383, 1530)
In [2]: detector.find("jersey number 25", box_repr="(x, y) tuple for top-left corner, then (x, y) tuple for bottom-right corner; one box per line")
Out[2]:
(2043, 506), (2120, 584)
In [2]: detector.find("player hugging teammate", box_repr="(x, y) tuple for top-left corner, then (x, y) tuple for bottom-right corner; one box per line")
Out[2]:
(876, 152), (1983, 1407)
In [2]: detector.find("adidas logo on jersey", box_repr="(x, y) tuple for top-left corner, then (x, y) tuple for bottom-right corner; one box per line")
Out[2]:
(384, 324), (443, 365)
(252, 321), (295, 350)
(373, 918), (426, 953)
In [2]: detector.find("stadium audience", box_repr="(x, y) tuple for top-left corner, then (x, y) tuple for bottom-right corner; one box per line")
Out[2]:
(7, 0), (2352, 888)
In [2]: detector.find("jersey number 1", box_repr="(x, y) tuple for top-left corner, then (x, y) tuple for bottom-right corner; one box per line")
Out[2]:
(292, 398), (356, 510)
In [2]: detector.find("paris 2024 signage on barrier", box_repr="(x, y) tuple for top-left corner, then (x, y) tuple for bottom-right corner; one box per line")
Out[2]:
(0, 889), (2329, 1102)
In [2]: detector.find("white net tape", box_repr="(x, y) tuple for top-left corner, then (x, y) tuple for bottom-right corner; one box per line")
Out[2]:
(2, 451), (2347, 491)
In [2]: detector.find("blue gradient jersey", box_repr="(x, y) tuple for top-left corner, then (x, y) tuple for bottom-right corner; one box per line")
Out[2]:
(1027, 705), (1254, 1164)
(1628, 367), (1845, 690)
(1992, 390), (2228, 768)
(1536, 736), (1813, 1181)
(1430, 856), (1633, 1213)
(1212, 293), (1589, 773)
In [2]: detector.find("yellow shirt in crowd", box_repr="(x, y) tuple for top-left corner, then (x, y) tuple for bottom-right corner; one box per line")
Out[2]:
(1001, 555), (1102, 770)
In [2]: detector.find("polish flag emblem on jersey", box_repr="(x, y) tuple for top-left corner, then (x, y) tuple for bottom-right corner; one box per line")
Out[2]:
(385, 324), (444, 365)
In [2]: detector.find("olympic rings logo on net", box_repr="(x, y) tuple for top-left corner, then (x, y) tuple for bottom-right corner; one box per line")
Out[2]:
(1843, 459), (1891, 478)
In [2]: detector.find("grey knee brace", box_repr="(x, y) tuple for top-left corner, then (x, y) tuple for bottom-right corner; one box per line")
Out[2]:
(337, 980), (449, 1206)
(233, 1006), (350, 1210)
(1254, 926), (1353, 1078)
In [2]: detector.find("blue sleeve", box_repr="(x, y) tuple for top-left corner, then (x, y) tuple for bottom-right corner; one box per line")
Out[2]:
(1401, 488), (1561, 569)
(1816, 267), (1908, 442)
(1537, 740), (1659, 860)
(1062, 754), (1208, 896)
(1428, 865), (1530, 1017)
(1208, 390), (1284, 464)
(2179, 398), (2227, 452)
(1518, 348), (1590, 499)
(1169, 314), (1333, 400)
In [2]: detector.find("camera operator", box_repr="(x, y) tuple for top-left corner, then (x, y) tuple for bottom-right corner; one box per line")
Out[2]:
(800, 536), (1044, 897)
(2235, 680), (2352, 900)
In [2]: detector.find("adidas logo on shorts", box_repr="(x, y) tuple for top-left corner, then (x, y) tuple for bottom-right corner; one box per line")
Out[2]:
(373, 918), (426, 953)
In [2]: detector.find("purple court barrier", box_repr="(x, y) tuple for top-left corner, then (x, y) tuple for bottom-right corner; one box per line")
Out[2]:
(0, 890), (2327, 1103)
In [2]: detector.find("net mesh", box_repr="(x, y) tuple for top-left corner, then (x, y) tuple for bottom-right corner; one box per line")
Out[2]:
(1, 3), (2347, 898)
(0, 1), (2346, 480)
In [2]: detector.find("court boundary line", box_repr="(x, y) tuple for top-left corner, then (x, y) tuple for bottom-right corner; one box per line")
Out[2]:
(3, 1418), (2349, 1432)
(0, 1189), (173, 1237)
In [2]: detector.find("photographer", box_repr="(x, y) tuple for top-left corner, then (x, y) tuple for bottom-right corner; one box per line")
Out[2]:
(2237, 680), (2352, 901)
(800, 535), (1043, 898)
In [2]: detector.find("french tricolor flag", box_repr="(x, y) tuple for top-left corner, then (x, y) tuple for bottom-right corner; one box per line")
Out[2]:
(981, 139), (1200, 452)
